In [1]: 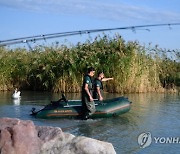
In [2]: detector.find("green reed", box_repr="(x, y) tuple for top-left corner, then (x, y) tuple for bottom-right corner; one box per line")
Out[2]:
(0, 34), (179, 93)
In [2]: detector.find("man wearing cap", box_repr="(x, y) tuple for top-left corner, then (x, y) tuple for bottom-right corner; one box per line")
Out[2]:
(81, 67), (96, 119)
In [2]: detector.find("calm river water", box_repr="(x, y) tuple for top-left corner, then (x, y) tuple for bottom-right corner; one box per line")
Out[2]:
(0, 91), (179, 154)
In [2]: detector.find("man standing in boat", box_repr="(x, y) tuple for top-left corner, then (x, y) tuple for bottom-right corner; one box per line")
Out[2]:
(81, 67), (96, 119)
(93, 72), (113, 101)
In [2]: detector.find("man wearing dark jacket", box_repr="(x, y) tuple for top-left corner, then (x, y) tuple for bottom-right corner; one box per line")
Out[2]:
(93, 72), (113, 101)
(81, 67), (95, 119)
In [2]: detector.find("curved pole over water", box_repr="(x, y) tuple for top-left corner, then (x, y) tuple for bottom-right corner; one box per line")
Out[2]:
(0, 23), (180, 47)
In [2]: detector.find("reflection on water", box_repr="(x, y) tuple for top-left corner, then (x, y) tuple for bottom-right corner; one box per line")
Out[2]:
(13, 98), (21, 106)
(0, 91), (179, 154)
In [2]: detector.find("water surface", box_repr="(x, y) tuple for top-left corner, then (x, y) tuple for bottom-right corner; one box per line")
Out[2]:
(0, 91), (179, 154)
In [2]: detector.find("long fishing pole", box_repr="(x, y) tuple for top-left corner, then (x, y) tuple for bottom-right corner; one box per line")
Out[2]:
(0, 23), (180, 47)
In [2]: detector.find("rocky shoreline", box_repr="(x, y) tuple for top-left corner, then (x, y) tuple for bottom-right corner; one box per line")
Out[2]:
(0, 118), (116, 154)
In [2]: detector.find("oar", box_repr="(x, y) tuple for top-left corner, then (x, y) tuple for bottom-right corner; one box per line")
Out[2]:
(64, 102), (99, 108)
(64, 99), (99, 107)
(68, 99), (98, 102)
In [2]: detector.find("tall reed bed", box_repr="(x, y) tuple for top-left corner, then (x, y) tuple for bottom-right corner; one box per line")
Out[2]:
(0, 34), (179, 93)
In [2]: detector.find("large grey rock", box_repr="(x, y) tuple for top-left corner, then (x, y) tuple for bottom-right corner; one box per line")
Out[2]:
(0, 118), (41, 154)
(0, 118), (116, 154)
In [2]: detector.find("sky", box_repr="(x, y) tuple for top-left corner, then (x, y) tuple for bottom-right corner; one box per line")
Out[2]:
(1, 0), (180, 50)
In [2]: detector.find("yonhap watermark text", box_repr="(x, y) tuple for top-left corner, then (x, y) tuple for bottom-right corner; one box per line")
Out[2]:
(154, 137), (180, 144)
(138, 132), (180, 148)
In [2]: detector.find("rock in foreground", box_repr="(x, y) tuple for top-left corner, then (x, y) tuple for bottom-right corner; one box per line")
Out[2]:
(0, 118), (116, 154)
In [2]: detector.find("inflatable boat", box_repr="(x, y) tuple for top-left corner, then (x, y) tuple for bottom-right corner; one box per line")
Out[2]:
(31, 95), (132, 119)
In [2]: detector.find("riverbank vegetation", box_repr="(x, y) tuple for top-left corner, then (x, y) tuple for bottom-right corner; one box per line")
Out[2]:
(0, 34), (179, 93)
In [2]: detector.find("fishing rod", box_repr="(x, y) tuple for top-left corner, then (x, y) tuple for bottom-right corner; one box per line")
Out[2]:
(0, 23), (180, 47)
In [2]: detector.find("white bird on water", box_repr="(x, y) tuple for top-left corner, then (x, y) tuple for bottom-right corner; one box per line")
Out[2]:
(12, 88), (21, 99)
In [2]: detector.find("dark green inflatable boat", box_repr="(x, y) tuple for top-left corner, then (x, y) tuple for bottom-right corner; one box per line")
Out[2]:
(31, 95), (132, 119)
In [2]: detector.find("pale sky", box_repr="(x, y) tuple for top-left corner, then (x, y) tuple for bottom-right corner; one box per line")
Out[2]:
(1, 0), (180, 49)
